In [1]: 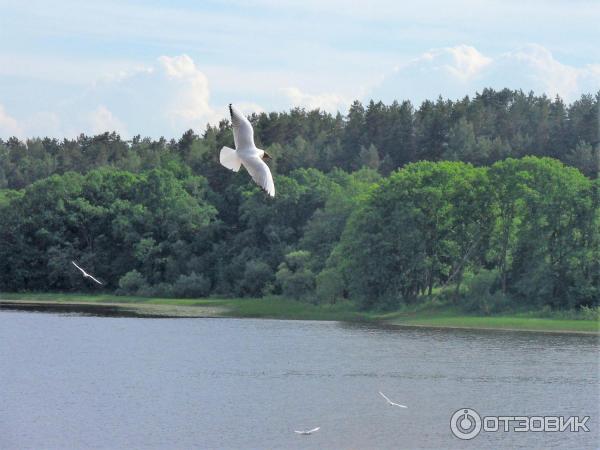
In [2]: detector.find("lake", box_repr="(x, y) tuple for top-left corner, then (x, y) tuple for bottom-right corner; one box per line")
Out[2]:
(0, 308), (598, 449)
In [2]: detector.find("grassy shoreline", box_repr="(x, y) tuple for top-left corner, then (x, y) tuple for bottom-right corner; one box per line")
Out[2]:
(1, 293), (598, 334)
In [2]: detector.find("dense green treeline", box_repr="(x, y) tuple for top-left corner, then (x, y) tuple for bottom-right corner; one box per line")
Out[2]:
(0, 157), (597, 311)
(327, 158), (598, 312)
(1, 89), (598, 191)
(0, 89), (598, 312)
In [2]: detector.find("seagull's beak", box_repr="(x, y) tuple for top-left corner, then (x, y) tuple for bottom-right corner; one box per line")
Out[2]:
(262, 152), (272, 161)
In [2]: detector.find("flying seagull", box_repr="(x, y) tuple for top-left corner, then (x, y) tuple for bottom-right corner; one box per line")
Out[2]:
(71, 261), (103, 285)
(219, 104), (275, 197)
(294, 427), (320, 435)
(379, 391), (407, 408)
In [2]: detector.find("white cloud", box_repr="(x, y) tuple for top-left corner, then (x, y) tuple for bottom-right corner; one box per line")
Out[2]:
(89, 105), (127, 135)
(157, 55), (215, 127)
(281, 87), (350, 112)
(3, 44), (597, 140)
(497, 44), (595, 100)
(4, 54), (221, 138)
(414, 45), (492, 82)
(158, 54), (198, 79)
(0, 104), (23, 138)
(374, 44), (600, 104)
(443, 45), (492, 81)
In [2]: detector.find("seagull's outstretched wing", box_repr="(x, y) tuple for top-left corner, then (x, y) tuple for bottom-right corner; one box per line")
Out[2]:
(87, 274), (104, 285)
(72, 261), (86, 275)
(294, 427), (320, 434)
(229, 104), (254, 150)
(72, 261), (103, 285)
(219, 146), (242, 172)
(379, 391), (392, 403)
(380, 391), (407, 408)
(241, 155), (275, 197)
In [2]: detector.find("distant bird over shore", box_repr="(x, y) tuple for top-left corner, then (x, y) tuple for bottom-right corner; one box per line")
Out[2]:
(219, 104), (275, 197)
(379, 391), (407, 408)
(294, 427), (320, 435)
(72, 261), (103, 285)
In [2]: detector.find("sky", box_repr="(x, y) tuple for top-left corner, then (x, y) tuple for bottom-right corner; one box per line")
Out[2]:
(0, 0), (599, 139)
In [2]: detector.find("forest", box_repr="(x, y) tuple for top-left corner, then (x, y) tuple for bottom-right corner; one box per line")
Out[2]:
(0, 88), (598, 312)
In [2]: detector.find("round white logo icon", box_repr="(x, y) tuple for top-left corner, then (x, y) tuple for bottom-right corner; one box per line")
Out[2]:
(450, 408), (482, 440)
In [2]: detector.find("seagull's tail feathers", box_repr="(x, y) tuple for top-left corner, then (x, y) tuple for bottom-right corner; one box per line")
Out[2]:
(220, 146), (242, 172)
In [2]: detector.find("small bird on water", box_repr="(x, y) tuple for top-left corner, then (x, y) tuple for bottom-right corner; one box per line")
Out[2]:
(294, 427), (320, 435)
(219, 104), (275, 197)
(379, 391), (407, 408)
(71, 261), (103, 285)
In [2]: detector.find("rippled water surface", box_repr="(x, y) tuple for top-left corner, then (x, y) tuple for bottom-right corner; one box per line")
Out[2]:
(1, 308), (598, 449)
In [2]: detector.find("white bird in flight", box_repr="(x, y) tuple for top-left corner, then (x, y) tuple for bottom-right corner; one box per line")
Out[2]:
(219, 104), (275, 197)
(71, 261), (103, 285)
(294, 427), (320, 435)
(379, 391), (407, 408)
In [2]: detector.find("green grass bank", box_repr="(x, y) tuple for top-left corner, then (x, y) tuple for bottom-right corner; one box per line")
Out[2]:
(1, 292), (598, 334)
